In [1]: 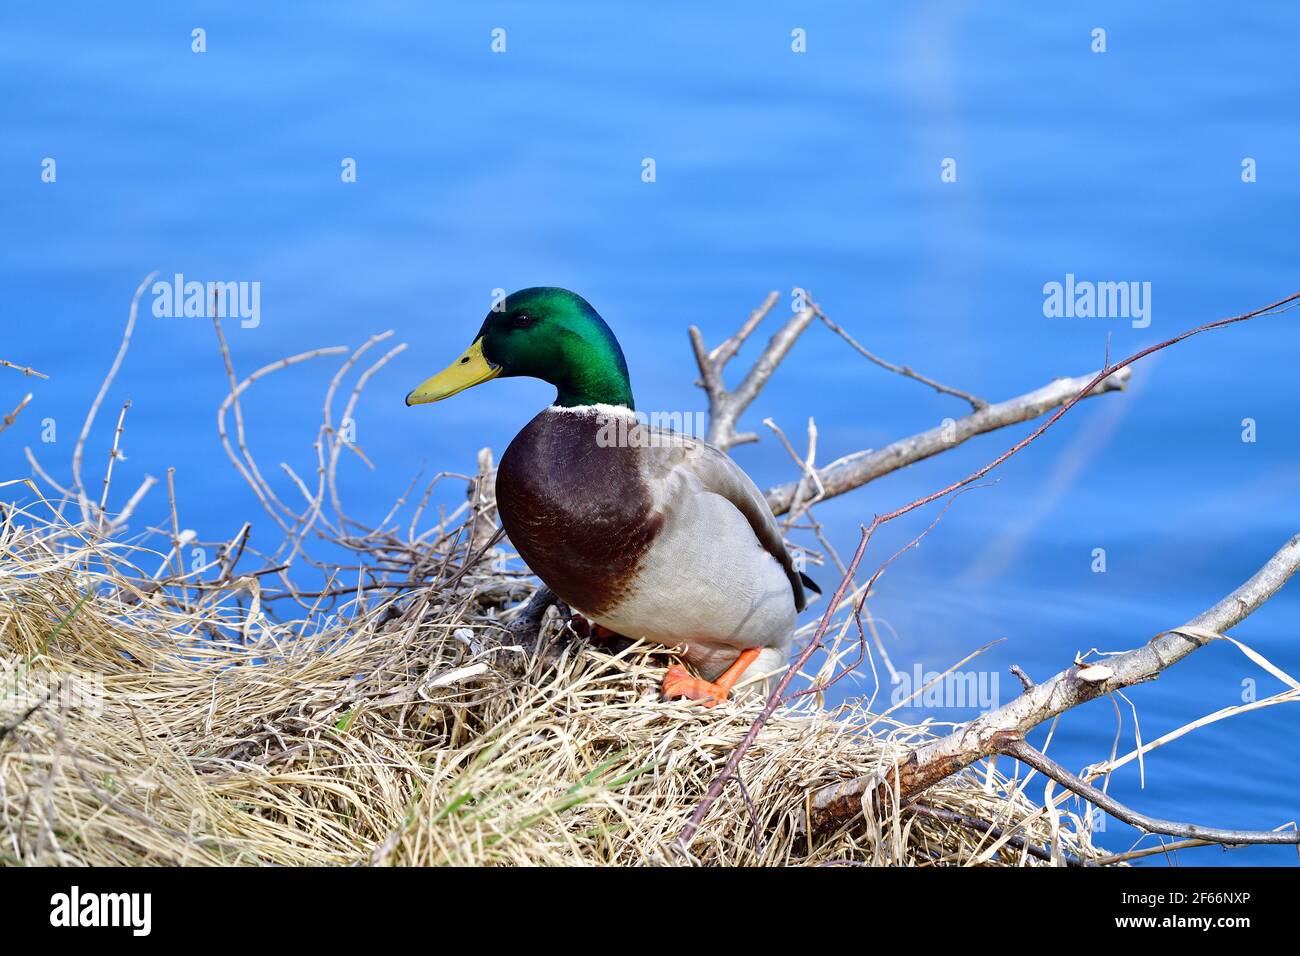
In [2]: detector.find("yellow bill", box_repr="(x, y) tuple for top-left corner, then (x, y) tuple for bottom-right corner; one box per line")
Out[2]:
(405, 338), (501, 405)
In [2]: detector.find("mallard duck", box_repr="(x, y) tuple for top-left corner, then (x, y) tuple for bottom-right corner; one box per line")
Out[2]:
(406, 288), (816, 706)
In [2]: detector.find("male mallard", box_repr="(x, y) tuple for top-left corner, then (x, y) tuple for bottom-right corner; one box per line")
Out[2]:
(406, 288), (815, 706)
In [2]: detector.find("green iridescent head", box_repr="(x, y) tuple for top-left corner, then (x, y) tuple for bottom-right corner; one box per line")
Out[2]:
(406, 287), (634, 409)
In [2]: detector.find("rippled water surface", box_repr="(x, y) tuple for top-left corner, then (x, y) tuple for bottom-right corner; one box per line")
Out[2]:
(2, 4), (1297, 864)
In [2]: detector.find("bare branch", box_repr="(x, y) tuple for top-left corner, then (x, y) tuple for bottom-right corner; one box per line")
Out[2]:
(322, 330), (398, 528)
(111, 474), (157, 529)
(164, 467), (184, 579)
(23, 446), (71, 497)
(761, 416), (823, 527)
(214, 314), (299, 532)
(710, 291), (779, 368)
(325, 337), (406, 530)
(679, 289), (1300, 850)
(692, 290), (1132, 515)
(97, 400), (131, 525)
(72, 271), (157, 524)
(1002, 739), (1299, 846)
(0, 392), (33, 437)
(214, 341), (348, 532)
(691, 292), (814, 451)
(1092, 839), (1216, 865)
(813, 301), (988, 409)
(1010, 664), (1034, 692)
(0, 359), (49, 380)
(807, 531), (1300, 838)
(765, 366), (1131, 515)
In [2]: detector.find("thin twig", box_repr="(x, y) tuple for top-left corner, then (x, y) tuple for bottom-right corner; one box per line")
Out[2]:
(326, 338), (407, 531)
(214, 336), (348, 532)
(111, 474), (157, 530)
(0, 392), (33, 437)
(0, 359), (50, 380)
(1092, 838), (1217, 865)
(1010, 665), (1034, 692)
(813, 301), (987, 409)
(1002, 739), (1299, 845)
(322, 330), (395, 528)
(72, 271), (156, 525)
(96, 400), (131, 525)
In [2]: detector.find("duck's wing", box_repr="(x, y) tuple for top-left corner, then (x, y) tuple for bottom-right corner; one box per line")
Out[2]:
(643, 429), (809, 613)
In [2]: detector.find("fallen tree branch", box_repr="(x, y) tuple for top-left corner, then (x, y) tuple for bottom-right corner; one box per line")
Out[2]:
(764, 366), (1131, 516)
(677, 289), (1300, 851)
(806, 530), (1300, 838)
(1001, 739), (1299, 846)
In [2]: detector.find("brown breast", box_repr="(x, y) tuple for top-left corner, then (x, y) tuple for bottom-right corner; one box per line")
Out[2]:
(495, 408), (663, 618)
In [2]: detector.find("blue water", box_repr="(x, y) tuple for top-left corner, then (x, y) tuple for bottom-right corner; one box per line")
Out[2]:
(2, 3), (1297, 865)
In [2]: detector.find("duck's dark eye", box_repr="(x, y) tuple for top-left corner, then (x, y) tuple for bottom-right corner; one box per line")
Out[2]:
(511, 312), (537, 329)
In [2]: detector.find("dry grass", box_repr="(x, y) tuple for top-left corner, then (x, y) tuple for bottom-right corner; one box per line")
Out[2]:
(0, 299), (1112, 866)
(0, 490), (1110, 867)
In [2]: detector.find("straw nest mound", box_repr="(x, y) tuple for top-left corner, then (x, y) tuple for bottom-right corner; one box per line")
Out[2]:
(0, 497), (1108, 867)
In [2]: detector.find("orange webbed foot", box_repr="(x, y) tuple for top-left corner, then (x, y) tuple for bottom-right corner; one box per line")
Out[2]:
(662, 665), (729, 708)
(661, 648), (763, 709)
